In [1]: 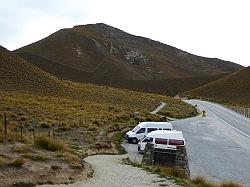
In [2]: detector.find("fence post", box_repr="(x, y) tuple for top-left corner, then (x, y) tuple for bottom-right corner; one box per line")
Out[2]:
(20, 122), (23, 140)
(4, 113), (7, 139)
(33, 131), (36, 142)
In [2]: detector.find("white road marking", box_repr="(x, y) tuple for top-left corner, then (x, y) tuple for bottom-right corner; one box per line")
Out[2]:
(202, 105), (250, 138)
(201, 101), (250, 123)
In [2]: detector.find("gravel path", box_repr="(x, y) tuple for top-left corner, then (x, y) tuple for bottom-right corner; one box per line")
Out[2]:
(150, 102), (166, 115)
(42, 154), (179, 187)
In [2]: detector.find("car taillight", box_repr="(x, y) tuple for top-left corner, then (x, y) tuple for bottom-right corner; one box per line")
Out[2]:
(169, 139), (184, 146)
(155, 138), (168, 145)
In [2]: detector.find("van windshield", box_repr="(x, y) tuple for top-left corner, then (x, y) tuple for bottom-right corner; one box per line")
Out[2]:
(132, 126), (140, 132)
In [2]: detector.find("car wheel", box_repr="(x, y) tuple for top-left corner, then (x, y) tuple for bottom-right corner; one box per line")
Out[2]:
(131, 138), (138, 144)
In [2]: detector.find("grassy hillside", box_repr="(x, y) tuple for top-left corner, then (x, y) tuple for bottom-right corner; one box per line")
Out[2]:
(18, 52), (230, 96)
(0, 45), (198, 185)
(182, 67), (250, 106)
(16, 23), (242, 81)
(0, 46), (197, 122)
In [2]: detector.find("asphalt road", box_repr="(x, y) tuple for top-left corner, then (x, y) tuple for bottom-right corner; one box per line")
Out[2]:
(175, 100), (250, 186)
(123, 99), (250, 186)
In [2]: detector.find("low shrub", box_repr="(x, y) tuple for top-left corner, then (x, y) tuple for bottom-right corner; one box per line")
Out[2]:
(39, 122), (51, 128)
(21, 154), (48, 162)
(220, 181), (242, 187)
(34, 136), (64, 151)
(58, 126), (71, 132)
(10, 158), (25, 168)
(112, 132), (126, 154)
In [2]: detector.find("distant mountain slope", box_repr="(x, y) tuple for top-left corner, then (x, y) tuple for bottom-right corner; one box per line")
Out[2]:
(18, 52), (230, 96)
(15, 23), (242, 81)
(0, 46), (69, 96)
(182, 67), (250, 106)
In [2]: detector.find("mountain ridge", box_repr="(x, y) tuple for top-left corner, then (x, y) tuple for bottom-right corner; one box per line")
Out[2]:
(15, 23), (242, 81)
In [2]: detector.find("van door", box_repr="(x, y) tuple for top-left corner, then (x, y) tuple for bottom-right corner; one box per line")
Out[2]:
(136, 128), (146, 140)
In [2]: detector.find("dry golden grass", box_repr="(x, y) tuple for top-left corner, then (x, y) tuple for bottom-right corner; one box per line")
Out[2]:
(0, 46), (200, 185)
(183, 67), (250, 107)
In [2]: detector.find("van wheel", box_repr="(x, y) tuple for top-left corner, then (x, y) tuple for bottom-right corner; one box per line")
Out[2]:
(131, 138), (138, 144)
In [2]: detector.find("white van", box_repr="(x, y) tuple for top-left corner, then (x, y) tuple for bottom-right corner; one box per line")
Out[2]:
(125, 122), (173, 144)
(138, 130), (185, 152)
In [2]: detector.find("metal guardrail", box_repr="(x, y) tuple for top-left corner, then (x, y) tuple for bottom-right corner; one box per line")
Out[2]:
(228, 107), (250, 118)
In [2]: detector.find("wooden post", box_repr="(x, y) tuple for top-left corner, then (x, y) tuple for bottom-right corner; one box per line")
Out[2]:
(33, 131), (35, 142)
(20, 122), (23, 140)
(58, 122), (60, 132)
(4, 113), (7, 139)
(79, 117), (82, 126)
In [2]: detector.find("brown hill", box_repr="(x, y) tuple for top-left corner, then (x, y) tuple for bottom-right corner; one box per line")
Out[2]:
(15, 23), (242, 82)
(17, 51), (230, 96)
(182, 67), (250, 106)
(15, 23), (242, 95)
(17, 52), (230, 96)
(0, 45), (198, 186)
(0, 45), (197, 119)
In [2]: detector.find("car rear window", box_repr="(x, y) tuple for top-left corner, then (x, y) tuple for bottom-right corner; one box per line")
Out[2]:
(169, 139), (184, 146)
(155, 138), (168, 145)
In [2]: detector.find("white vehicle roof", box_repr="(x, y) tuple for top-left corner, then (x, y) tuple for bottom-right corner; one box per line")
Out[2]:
(146, 130), (184, 140)
(137, 121), (172, 128)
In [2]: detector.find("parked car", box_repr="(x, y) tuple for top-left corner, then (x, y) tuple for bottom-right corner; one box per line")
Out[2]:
(125, 122), (173, 144)
(138, 130), (185, 152)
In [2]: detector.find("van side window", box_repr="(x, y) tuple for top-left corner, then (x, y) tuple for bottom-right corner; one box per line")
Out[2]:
(147, 128), (157, 133)
(142, 137), (153, 142)
(163, 128), (171, 131)
(136, 128), (145, 134)
(155, 138), (168, 145)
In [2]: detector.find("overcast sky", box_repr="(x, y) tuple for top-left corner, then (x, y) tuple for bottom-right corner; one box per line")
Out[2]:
(0, 0), (249, 66)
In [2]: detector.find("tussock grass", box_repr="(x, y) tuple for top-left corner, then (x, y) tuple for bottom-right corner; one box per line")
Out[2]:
(34, 136), (64, 151)
(21, 153), (48, 162)
(10, 158), (25, 168)
(39, 122), (51, 128)
(220, 181), (242, 187)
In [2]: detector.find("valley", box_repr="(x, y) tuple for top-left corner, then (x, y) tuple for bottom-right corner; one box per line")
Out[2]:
(0, 23), (249, 187)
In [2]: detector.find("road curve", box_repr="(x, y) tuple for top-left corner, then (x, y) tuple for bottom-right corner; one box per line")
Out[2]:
(172, 99), (250, 186)
(187, 100), (250, 138)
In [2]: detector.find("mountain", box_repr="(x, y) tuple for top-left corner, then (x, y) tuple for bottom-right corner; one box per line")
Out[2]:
(0, 46), (69, 96)
(0, 45), (197, 118)
(182, 67), (250, 106)
(15, 23), (242, 95)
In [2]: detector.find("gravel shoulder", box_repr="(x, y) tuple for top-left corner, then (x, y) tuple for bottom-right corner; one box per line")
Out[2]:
(42, 154), (179, 187)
